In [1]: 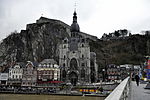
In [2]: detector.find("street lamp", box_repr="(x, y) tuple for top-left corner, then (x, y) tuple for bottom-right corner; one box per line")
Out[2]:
(102, 69), (105, 82)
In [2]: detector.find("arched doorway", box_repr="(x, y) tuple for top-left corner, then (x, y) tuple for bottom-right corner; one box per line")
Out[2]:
(69, 72), (78, 86)
(62, 69), (66, 81)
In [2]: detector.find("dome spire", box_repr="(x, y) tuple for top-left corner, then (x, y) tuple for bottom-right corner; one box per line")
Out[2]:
(71, 3), (80, 32)
(73, 11), (77, 23)
(73, 2), (77, 23)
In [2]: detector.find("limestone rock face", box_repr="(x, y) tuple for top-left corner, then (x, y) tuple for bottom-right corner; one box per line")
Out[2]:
(0, 16), (150, 71)
(0, 17), (70, 63)
(0, 17), (97, 65)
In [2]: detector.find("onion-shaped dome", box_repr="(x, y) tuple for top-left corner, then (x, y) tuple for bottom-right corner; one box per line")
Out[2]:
(71, 11), (80, 32)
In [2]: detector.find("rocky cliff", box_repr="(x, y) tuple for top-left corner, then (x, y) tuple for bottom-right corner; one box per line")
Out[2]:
(0, 17), (150, 70)
(0, 17), (71, 64)
(0, 17), (97, 65)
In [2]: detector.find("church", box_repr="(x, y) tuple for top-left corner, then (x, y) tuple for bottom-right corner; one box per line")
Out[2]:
(59, 11), (98, 85)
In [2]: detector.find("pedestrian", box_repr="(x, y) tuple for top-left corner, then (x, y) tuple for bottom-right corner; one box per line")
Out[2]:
(135, 74), (140, 86)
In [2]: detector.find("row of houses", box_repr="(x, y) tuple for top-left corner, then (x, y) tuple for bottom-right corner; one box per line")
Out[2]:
(0, 59), (60, 87)
(106, 64), (140, 81)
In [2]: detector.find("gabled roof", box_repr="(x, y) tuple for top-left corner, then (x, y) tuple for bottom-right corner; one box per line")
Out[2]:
(26, 61), (39, 67)
(40, 59), (57, 64)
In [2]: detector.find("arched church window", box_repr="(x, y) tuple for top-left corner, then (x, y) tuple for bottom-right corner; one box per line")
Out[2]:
(64, 55), (66, 59)
(82, 63), (84, 67)
(70, 58), (78, 70)
(63, 63), (65, 67)
(81, 68), (85, 78)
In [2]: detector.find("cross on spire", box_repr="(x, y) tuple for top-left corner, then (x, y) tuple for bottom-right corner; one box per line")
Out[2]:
(74, 1), (77, 11)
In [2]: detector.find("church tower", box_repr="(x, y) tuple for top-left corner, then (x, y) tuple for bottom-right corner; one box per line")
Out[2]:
(59, 11), (97, 85)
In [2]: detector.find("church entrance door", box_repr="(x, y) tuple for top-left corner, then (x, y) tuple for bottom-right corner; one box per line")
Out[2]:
(69, 72), (78, 86)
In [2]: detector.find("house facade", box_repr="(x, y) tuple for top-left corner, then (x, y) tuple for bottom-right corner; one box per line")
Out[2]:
(107, 64), (120, 81)
(37, 59), (60, 86)
(22, 61), (37, 87)
(8, 63), (23, 86)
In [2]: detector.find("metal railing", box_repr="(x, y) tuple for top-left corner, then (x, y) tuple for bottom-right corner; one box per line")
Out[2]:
(105, 77), (131, 100)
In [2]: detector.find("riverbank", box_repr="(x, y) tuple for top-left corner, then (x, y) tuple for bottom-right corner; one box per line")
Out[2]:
(0, 94), (106, 100)
(0, 91), (107, 97)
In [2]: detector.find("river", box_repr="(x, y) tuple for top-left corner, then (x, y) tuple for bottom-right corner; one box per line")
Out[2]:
(0, 94), (105, 100)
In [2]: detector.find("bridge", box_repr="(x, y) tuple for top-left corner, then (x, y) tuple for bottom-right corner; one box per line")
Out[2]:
(105, 77), (150, 100)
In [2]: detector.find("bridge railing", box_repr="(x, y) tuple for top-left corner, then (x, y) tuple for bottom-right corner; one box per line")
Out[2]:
(105, 77), (131, 100)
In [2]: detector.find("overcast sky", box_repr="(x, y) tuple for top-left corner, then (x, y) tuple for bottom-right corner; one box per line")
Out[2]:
(0, 0), (150, 40)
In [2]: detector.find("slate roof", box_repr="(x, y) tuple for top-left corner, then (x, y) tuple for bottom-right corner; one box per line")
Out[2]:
(40, 59), (57, 64)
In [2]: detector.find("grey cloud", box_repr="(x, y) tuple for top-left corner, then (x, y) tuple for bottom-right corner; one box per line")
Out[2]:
(0, 0), (150, 40)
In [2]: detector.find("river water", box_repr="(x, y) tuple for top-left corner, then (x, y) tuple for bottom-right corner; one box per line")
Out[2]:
(0, 94), (105, 100)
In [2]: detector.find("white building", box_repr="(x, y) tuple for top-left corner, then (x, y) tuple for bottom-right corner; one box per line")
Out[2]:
(8, 63), (23, 86)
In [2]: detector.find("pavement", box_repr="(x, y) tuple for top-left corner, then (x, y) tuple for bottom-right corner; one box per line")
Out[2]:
(130, 81), (150, 100)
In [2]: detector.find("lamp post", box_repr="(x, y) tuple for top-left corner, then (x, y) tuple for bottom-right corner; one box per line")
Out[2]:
(102, 69), (105, 82)
(103, 57), (108, 82)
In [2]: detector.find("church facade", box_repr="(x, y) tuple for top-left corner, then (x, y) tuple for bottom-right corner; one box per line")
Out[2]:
(59, 11), (98, 85)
